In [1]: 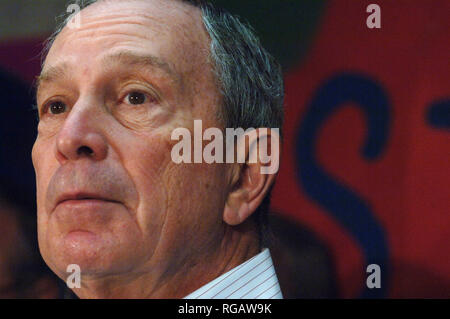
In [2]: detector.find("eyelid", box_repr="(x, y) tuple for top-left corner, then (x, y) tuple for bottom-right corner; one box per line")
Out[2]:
(119, 81), (161, 103)
(122, 91), (156, 105)
(39, 96), (68, 116)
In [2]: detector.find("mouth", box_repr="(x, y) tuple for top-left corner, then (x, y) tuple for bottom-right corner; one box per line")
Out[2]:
(56, 192), (121, 209)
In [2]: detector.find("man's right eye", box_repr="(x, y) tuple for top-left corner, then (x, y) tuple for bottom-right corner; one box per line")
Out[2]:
(48, 101), (67, 115)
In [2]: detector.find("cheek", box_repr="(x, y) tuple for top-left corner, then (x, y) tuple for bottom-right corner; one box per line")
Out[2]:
(33, 140), (53, 206)
(122, 133), (173, 235)
(122, 130), (226, 248)
(34, 146), (55, 272)
(154, 160), (228, 262)
(33, 138), (60, 239)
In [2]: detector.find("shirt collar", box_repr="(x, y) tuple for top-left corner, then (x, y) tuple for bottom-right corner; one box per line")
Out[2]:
(184, 248), (283, 299)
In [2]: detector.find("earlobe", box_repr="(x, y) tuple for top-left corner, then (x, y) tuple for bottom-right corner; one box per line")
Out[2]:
(223, 129), (279, 226)
(224, 194), (251, 226)
(223, 165), (275, 226)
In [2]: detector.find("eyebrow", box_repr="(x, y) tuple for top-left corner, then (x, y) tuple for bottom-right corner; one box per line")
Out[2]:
(36, 63), (70, 90)
(36, 50), (180, 91)
(102, 50), (180, 83)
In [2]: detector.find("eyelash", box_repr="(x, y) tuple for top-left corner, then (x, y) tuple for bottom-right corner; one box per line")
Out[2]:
(40, 97), (67, 117)
(120, 90), (157, 105)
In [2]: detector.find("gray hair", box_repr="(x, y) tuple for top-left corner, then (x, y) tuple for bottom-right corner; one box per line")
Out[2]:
(42, 0), (284, 245)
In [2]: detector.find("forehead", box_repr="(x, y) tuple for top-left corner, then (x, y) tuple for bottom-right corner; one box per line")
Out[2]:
(43, 0), (209, 79)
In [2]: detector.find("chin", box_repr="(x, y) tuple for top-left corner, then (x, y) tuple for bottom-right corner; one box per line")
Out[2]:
(43, 231), (124, 279)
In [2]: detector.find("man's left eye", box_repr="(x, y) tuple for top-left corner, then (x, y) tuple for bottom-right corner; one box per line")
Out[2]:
(126, 91), (147, 105)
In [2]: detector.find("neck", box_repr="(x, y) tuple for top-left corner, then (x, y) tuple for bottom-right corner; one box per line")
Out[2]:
(71, 221), (260, 299)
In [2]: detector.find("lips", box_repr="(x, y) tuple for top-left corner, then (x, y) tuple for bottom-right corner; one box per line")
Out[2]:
(55, 192), (121, 210)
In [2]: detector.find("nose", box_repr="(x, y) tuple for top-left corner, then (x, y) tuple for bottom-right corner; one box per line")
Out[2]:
(55, 101), (108, 164)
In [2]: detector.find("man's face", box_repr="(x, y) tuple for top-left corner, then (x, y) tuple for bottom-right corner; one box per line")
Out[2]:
(33, 0), (229, 282)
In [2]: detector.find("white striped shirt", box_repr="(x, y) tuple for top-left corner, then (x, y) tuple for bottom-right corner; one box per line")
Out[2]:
(184, 248), (283, 299)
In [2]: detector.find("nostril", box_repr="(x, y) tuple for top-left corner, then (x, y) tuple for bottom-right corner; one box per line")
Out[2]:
(77, 146), (94, 156)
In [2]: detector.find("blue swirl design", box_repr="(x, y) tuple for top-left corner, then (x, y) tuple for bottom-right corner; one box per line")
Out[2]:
(295, 73), (390, 298)
(426, 99), (450, 129)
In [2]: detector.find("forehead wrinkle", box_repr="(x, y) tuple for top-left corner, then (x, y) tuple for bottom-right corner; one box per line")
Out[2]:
(73, 0), (207, 58)
(100, 50), (181, 85)
(40, 0), (212, 106)
(67, 16), (171, 41)
(72, 0), (196, 43)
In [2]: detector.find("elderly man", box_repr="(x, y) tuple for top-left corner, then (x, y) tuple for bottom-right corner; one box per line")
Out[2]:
(32, 0), (284, 299)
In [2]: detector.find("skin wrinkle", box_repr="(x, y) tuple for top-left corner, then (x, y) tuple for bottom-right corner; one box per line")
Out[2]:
(33, 0), (266, 299)
(41, 8), (206, 120)
(38, 66), (180, 136)
(102, 51), (181, 85)
(160, 116), (230, 287)
(133, 140), (170, 270)
(39, 57), (176, 98)
(38, 52), (180, 107)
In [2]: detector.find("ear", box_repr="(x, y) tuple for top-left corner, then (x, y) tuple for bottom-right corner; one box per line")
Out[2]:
(223, 128), (280, 226)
